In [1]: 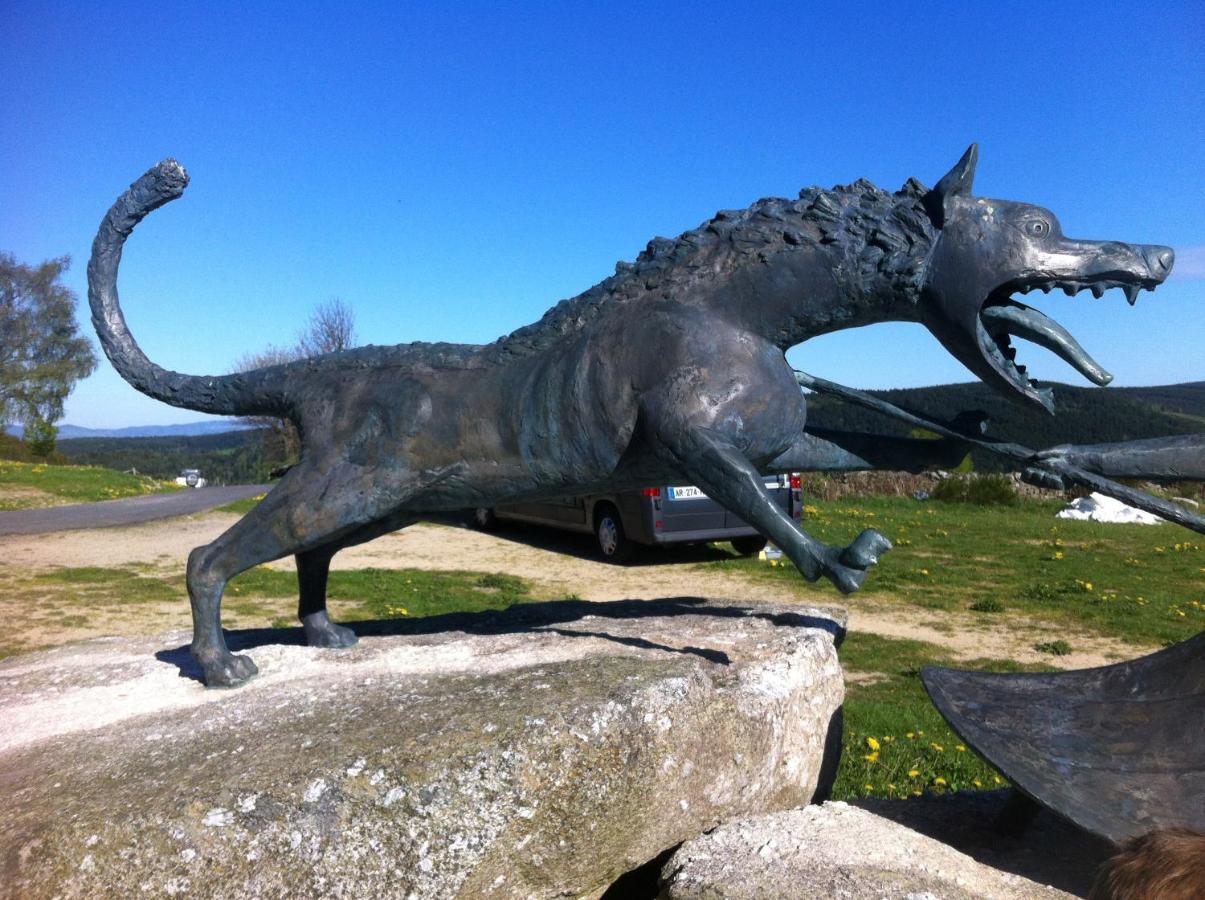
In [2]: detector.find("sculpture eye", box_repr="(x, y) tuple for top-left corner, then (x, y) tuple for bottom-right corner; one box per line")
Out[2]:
(1026, 220), (1049, 237)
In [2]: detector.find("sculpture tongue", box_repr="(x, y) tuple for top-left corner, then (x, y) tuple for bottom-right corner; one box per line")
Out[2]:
(981, 303), (1113, 386)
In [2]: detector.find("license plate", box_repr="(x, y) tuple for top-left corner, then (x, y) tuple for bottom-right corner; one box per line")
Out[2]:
(667, 485), (706, 500)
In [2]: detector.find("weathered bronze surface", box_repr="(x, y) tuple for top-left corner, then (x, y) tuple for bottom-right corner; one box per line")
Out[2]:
(922, 633), (1205, 844)
(88, 147), (1177, 687)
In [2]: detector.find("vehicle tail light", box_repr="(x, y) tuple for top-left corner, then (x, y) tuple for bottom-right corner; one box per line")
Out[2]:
(654, 520), (663, 530)
(642, 487), (660, 497)
(789, 473), (801, 489)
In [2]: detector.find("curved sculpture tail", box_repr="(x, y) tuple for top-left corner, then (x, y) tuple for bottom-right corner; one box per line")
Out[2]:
(87, 160), (289, 417)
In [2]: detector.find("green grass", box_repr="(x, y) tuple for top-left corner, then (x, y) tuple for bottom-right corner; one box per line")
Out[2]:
(216, 493), (267, 515)
(832, 632), (1055, 801)
(228, 566), (536, 622)
(30, 566), (182, 604)
(701, 495), (1205, 647)
(1034, 638), (1073, 656)
(0, 460), (181, 509)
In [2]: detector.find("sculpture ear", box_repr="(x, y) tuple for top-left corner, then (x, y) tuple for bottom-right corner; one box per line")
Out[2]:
(923, 144), (978, 227)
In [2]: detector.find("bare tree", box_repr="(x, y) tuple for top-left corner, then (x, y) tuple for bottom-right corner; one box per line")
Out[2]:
(297, 298), (356, 358)
(232, 299), (358, 470)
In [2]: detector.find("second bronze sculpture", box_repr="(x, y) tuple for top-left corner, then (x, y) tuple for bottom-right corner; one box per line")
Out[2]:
(87, 146), (1175, 687)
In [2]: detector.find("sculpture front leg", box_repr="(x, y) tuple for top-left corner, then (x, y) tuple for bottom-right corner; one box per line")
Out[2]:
(666, 427), (891, 593)
(1024, 434), (1205, 488)
(765, 424), (980, 475)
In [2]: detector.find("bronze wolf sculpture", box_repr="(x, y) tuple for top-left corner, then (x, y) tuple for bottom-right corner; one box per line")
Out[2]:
(88, 146), (1174, 687)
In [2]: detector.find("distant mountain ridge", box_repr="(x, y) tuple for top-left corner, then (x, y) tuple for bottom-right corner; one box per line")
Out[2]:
(5, 421), (252, 440)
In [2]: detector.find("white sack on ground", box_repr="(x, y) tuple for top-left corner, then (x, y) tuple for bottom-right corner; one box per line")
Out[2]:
(1057, 492), (1164, 525)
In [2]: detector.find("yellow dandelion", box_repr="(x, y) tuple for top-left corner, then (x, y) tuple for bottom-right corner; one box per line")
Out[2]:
(930, 743), (944, 752)
(908, 769), (920, 778)
(993, 775), (1003, 784)
(956, 745), (966, 752)
(1051, 551), (1064, 560)
(866, 737), (881, 751)
(863, 752), (879, 763)
(919, 568), (930, 576)
(864, 783), (874, 791)
(933, 777), (947, 786)
(973, 779), (983, 787)
(906, 732), (915, 739)
(911, 789), (923, 796)
(887, 783), (896, 791)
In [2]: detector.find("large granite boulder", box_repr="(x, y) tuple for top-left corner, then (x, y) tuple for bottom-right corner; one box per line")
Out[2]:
(660, 801), (1087, 899)
(0, 597), (844, 899)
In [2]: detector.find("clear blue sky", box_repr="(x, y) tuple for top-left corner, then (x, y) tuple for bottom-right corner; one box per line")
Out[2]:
(2, 1), (1202, 428)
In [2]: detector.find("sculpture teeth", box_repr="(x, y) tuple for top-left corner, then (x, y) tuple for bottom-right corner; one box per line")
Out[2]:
(1062, 282), (1078, 296)
(981, 302), (1113, 386)
(1124, 284), (1140, 305)
(1091, 284), (1104, 299)
(1041, 283), (1052, 294)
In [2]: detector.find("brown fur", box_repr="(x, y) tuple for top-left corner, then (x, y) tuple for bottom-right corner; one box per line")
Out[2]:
(1089, 828), (1205, 900)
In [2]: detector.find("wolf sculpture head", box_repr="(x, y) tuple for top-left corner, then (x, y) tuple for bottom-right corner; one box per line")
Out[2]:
(918, 145), (1174, 413)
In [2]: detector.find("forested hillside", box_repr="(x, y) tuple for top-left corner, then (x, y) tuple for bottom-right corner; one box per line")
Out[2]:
(57, 429), (270, 484)
(806, 381), (1204, 471)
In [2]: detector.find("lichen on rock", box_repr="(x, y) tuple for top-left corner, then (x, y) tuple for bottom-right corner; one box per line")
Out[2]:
(0, 597), (845, 899)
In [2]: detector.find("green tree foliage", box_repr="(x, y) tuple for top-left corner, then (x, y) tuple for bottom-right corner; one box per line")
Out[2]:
(0, 254), (98, 451)
(23, 416), (59, 459)
(57, 429), (271, 484)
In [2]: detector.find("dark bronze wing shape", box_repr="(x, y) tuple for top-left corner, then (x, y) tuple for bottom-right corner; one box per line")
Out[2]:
(921, 632), (1205, 843)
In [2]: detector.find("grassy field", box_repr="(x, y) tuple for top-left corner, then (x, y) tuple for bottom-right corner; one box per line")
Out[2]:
(703, 495), (1203, 802)
(705, 496), (1203, 648)
(832, 632), (1052, 801)
(3, 492), (1201, 805)
(0, 460), (181, 510)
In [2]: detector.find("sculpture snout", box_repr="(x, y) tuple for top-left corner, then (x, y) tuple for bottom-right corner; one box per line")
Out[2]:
(1144, 245), (1174, 278)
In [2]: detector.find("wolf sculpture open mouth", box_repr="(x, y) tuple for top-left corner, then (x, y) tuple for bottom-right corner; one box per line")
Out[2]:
(920, 145), (1174, 413)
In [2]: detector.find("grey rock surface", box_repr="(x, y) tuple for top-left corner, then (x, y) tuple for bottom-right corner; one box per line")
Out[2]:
(660, 801), (1085, 899)
(0, 597), (844, 899)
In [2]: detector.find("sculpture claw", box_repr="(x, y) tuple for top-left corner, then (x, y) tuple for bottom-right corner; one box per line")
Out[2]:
(840, 528), (893, 569)
(1022, 466), (1067, 491)
(303, 612), (359, 649)
(820, 528), (892, 594)
(199, 651), (259, 688)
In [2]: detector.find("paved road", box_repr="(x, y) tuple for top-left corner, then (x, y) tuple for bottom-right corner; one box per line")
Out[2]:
(0, 485), (270, 536)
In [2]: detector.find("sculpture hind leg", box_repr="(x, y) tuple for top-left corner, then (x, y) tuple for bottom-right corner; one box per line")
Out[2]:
(187, 466), (426, 687)
(295, 510), (419, 648)
(296, 547), (356, 648)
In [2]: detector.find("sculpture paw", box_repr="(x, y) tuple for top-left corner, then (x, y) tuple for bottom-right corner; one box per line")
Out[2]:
(1022, 466), (1067, 491)
(824, 529), (893, 594)
(840, 528), (893, 569)
(303, 612), (359, 649)
(198, 650), (259, 688)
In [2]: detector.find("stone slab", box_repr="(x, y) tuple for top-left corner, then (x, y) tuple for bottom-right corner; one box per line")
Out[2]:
(660, 801), (1085, 899)
(0, 597), (845, 899)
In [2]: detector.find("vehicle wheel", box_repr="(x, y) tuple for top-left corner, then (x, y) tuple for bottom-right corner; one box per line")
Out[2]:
(594, 504), (635, 564)
(471, 507), (498, 530)
(731, 535), (768, 556)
